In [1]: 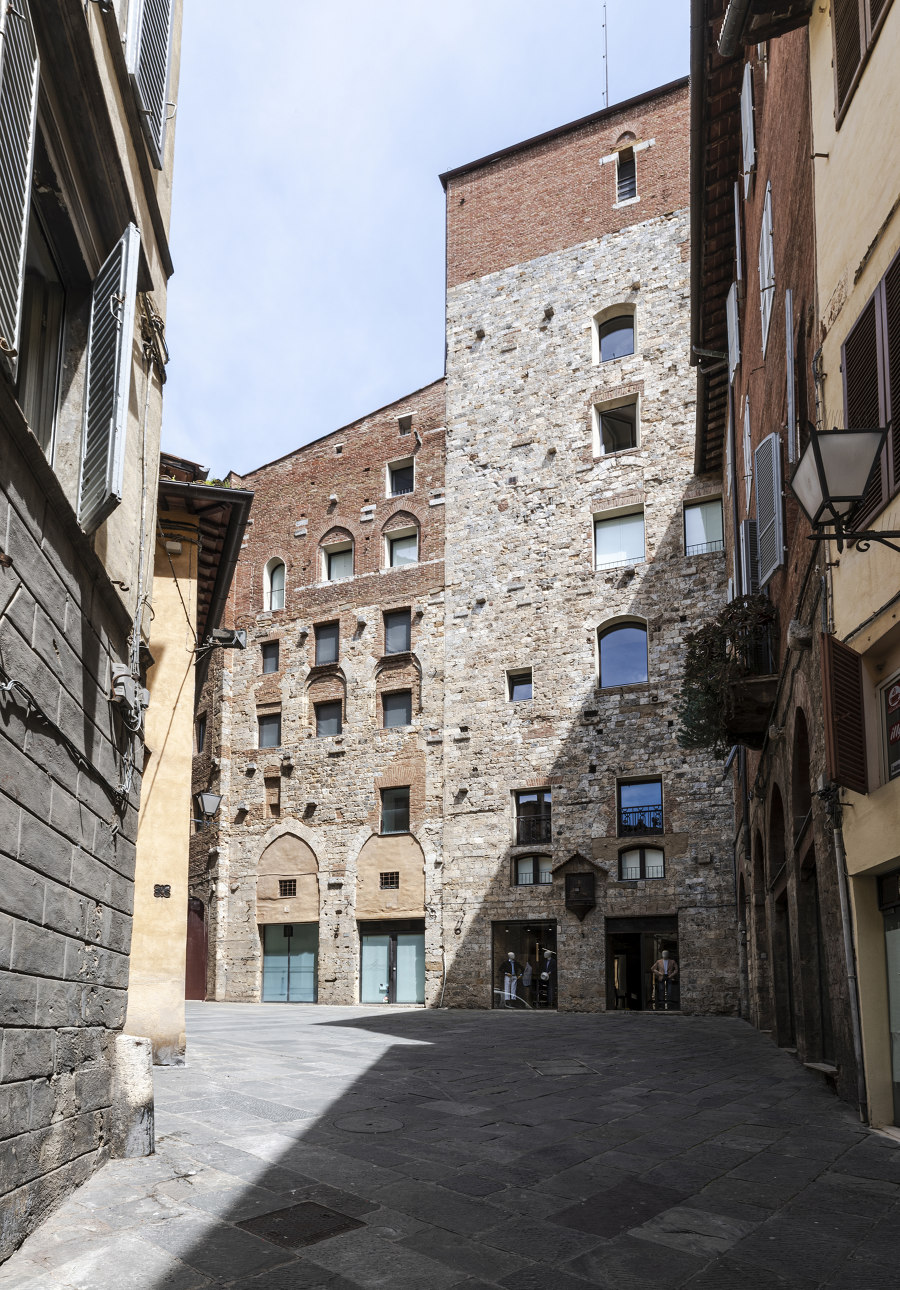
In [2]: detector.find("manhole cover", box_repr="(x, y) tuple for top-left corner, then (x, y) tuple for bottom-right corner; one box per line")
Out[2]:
(333, 1111), (403, 1133)
(237, 1202), (363, 1249)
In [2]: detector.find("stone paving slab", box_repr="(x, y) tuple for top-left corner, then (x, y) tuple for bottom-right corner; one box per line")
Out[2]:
(2, 1004), (900, 1287)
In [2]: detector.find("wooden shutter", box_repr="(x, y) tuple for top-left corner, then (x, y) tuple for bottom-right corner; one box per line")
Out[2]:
(127, 0), (174, 168)
(733, 182), (743, 286)
(0, 0), (39, 362)
(868, 0), (890, 31)
(727, 282), (740, 382)
(742, 398), (753, 511)
(844, 295), (885, 523)
(740, 519), (759, 594)
(822, 632), (868, 794)
(755, 432), (783, 586)
(833, 0), (863, 112)
(741, 61), (755, 197)
(758, 185), (775, 352)
(785, 289), (797, 463)
(884, 252), (900, 495)
(78, 225), (140, 533)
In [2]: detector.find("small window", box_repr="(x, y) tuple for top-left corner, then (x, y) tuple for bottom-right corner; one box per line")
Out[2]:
(508, 669), (533, 702)
(384, 608), (412, 654)
(599, 623), (648, 688)
(383, 690), (412, 728)
(616, 148), (637, 202)
(618, 780), (663, 836)
(379, 871), (400, 890)
(258, 712), (282, 748)
(515, 790), (551, 845)
(599, 316), (635, 362)
(261, 641), (280, 673)
(381, 786), (410, 835)
(315, 621), (339, 665)
(315, 700), (342, 737)
(594, 511), (645, 570)
(195, 714), (207, 754)
(326, 543), (353, 581)
(279, 879), (297, 897)
(595, 401), (637, 454)
(389, 459), (414, 496)
(398, 415), (412, 436)
(515, 855), (553, 886)
(619, 847), (665, 880)
(265, 559), (286, 611)
(388, 531), (418, 567)
(684, 500), (724, 555)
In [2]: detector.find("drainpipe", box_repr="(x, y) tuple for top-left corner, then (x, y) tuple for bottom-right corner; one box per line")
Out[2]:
(718, 0), (752, 57)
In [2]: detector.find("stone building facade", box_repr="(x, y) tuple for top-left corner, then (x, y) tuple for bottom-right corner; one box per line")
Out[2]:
(196, 79), (739, 1015)
(0, 0), (182, 1258)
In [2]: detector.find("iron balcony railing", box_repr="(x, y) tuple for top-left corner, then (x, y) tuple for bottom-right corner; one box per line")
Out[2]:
(618, 806), (664, 835)
(686, 539), (725, 556)
(516, 815), (552, 845)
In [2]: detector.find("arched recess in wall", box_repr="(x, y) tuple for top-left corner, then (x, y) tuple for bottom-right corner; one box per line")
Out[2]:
(356, 832), (425, 921)
(257, 833), (319, 925)
(792, 709), (813, 838)
(382, 510), (421, 568)
(264, 556), (286, 611)
(768, 785), (787, 885)
(319, 527), (355, 582)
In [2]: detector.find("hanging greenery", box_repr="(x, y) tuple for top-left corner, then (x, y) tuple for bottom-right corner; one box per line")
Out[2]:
(676, 594), (777, 756)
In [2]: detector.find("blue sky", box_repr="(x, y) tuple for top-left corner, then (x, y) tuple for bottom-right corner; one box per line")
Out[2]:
(163, 0), (689, 477)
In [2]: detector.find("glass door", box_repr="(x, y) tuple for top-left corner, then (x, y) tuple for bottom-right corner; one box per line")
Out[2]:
(361, 934), (392, 1003)
(396, 933), (425, 1003)
(262, 924), (318, 1002)
(359, 921), (426, 1004)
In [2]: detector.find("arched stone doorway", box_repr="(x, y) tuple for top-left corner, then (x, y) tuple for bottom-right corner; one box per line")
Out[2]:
(257, 833), (320, 1003)
(769, 786), (796, 1047)
(356, 833), (426, 1005)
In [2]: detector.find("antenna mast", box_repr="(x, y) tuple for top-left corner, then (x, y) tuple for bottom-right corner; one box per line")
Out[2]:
(602, 3), (609, 108)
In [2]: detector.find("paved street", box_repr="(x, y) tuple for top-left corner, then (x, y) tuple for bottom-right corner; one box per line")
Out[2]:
(3, 1004), (900, 1289)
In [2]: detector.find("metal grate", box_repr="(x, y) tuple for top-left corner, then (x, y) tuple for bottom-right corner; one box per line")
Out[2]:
(279, 879), (296, 898)
(379, 871), (399, 890)
(237, 1202), (363, 1249)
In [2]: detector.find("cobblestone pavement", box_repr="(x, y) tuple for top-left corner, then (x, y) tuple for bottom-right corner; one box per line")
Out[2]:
(4, 1004), (900, 1289)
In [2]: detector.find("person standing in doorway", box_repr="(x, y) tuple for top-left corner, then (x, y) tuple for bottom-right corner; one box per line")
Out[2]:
(651, 949), (678, 1009)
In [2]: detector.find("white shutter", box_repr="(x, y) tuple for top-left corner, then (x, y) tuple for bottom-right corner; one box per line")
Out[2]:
(127, 0), (174, 169)
(759, 183), (775, 352)
(733, 182), (743, 286)
(754, 432), (784, 586)
(740, 519), (759, 595)
(726, 282), (740, 382)
(785, 288), (797, 463)
(0, 0), (39, 362)
(741, 61), (755, 197)
(78, 224), (140, 533)
(742, 398), (753, 512)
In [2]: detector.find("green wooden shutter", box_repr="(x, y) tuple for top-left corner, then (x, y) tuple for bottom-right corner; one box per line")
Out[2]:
(822, 633), (868, 794)
(77, 225), (140, 533)
(0, 0), (39, 362)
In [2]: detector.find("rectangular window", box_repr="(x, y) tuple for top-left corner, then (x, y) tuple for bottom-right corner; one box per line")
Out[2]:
(279, 879), (297, 897)
(834, 0), (891, 118)
(17, 213), (65, 458)
(595, 400), (638, 454)
(261, 641), (280, 673)
(618, 780), (663, 836)
(594, 511), (645, 570)
(384, 609), (411, 654)
(398, 414), (412, 436)
(389, 459), (414, 496)
(515, 855), (554, 886)
(315, 621), (339, 665)
(315, 700), (342, 737)
(758, 183), (775, 353)
(684, 500), (724, 555)
(882, 675), (900, 782)
(515, 790), (552, 845)
(619, 847), (665, 880)
(508, 669), (533, 702)
(327, 544), (353, 581)
(383, 690), (412, 728)
(379, 871), (400, 890)
(616, 148), (637, 202)
(389, 532), (418, 567)
(195, 714), (207, 753)
(258, 711), (282, 748)
(381, 786), (410, 835)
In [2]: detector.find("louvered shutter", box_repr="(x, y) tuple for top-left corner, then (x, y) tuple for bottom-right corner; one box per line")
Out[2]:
(0, 0), (39, 363)
(759, 185), (775, 352)
(785, 289), (797, 462)
(869, 0), (890, 26)
(741, 62), (755, 197)
(77, 224), (140, 533)
(743, 399), (753, 511)
(127, 0), (174, 169)
(833, 0), (862, 112)
(733, 183), (743, 286)
(844, 296), (884, 523)
(884, 253), (900, 495)
(726, 282), (740, 382)
(821, 632), (868, 794)
(740, 519), (759, 595)
(754, 432), (783, 586)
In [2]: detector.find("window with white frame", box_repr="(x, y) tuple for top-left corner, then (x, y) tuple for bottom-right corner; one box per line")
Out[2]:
(264, 558), (286, 611)
(594, 510), (645, 570)
(619, 847), (665, 880)
(593, 398), (639, 455)
(759, 183), (775, 352)
(388, 458), (414, 496)
(323, 541), (353, 581)
(387, 527), (418, 568)
(684, 499), (724, 555)
(515, 855), (553, 886)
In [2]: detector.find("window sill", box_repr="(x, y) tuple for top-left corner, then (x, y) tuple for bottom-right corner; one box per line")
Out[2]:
(595, 559), (646, 574)
(613, 196), (641, 209)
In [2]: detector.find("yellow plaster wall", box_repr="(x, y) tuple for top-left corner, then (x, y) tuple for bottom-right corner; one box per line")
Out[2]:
(850, 874), (896, 1126)
(124, 522), (199, 1063)
(356, 834), (426, 920)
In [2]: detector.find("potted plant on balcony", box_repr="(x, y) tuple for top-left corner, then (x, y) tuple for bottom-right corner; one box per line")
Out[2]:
(676, 594), (778, 754)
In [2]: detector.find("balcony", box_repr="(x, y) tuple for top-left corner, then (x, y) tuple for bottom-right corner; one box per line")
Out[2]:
(516, 815), (552, 846)
(618, 806), (664, 836)
(723, 618), (779, 750)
